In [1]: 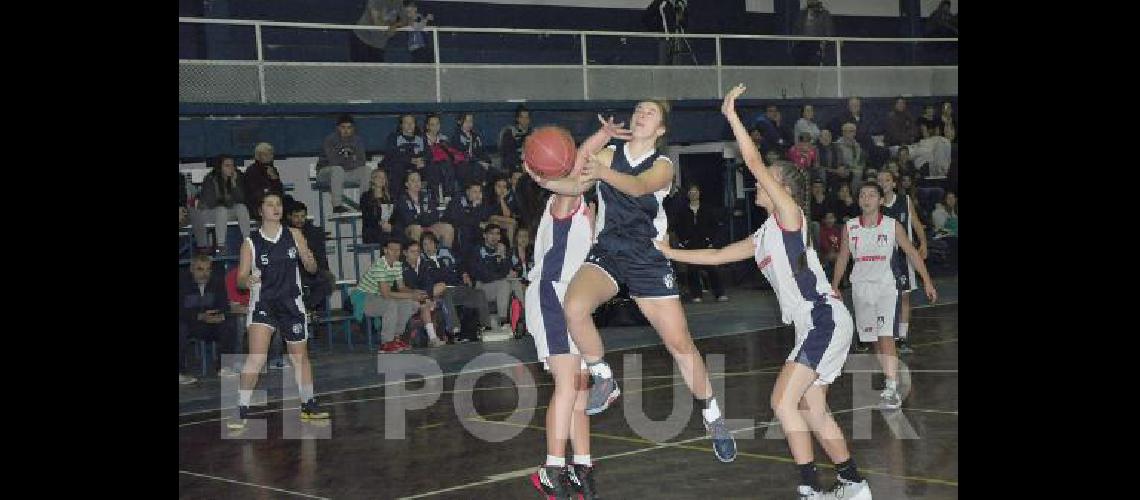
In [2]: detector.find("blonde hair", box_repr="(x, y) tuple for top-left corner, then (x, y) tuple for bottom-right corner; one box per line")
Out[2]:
(253, 142), (274, 158)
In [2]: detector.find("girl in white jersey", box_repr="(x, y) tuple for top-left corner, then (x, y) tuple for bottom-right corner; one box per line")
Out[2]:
(525, 116), (625, 500)
(655, 85), (871, 500)
(830, 182), (936, 409)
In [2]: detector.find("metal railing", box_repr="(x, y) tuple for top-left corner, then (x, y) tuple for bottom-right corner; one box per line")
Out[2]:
(178, 17), (957, 104)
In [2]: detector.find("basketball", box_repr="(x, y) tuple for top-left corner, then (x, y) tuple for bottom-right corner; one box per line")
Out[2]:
(524, 126), (577, 179)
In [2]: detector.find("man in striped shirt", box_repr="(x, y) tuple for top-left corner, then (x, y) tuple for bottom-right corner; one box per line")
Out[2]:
(357, 239), (425, 352)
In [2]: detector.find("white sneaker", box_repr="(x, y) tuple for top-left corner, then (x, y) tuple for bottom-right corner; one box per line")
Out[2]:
(880, 387), (902, 409)
(179, 374), (198, 385)
(822, 478), (872, 500)
(219, 367), (239, 378)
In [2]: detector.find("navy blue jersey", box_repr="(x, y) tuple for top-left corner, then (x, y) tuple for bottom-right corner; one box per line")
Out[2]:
(595, 142), (673, 241)
(248, 227), (302, 302)
(881, 193), (912, 241)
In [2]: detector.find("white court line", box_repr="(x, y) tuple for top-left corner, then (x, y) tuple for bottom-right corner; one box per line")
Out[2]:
(178, 470), (330, 499)
(397, 405), (882, 499)
(179, 300), (959, 418)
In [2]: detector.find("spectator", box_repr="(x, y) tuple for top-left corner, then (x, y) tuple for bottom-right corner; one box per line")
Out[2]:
(830, 183), (859, 223)
(931, 191), (958, 237)
(498, 105), (532, 175)
(487, 176), (520, 245)
(287, 203), (335, 312)
(402, 0), (434, 63)
(396, 171), (455, 247)
(361, 168), (398, 245)
(925, 0), (958, 37)
(825, 161), (852, 196)
(355, 239), (425, 353)
(319, 114), (371, 214)
(194, 155), (251, 255)
(671, 184), (727, 302)
(885, 97), (918, 147)
(910, 122), (952, 210)
(836, 122), (866, 187)
(445, 181), (491, 255)
(940, 101), (956, 140)
(896, 146), (917, 179)
(764, 104), (793, 150)
(420, 232), (498, 339)
(470, 223), (524, 330)
(511, 226), (535, 289)
(352, 0), (407, 62)
(816, 128), (839, 175)
(787, 131), (819, 172)
(244, 142), (295, 220)
(808, 179), (829, 223)
(179, 172), (192, 229)
(917, 104), (939, 134)
(454, 112), (493, 192)
(792, 0), (833, 66)
(400, 239), (446, 345)
(179, 254), (238, 377)
(794, 104), (821, 144)
(423, 112), (464, 196)
(830, 97), (873, 150)
(384, 113), (427, 194)
(817, 211), (842, 276)
(748, 124), (773, 158)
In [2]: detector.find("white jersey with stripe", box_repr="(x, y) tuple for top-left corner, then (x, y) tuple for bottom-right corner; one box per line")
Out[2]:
(528, 195), (594, 284)
(845, 213), (898, 285)
(752, 209), (835, 324)
(594, 142), (672, 242)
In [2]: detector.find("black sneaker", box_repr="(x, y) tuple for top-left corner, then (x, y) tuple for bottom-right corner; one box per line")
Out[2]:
(585, 363), (620, 416)
(332, 205), (349, 214)
(528, 465), (572, 500)
(853, 341), (870, 353)
(568, 464), (600, 499)
(300, 398), (330, 420)
(226, 405), (258, 430)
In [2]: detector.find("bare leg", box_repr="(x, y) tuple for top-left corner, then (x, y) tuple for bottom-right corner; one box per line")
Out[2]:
(634, 296), (712, 400)
(561, 265), (619, 363)
(771, 361), (822, 464)
(546, 354), (584, 459)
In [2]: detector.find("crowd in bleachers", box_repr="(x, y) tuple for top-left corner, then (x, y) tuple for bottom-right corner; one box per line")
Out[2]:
(178, 97), (957, 382)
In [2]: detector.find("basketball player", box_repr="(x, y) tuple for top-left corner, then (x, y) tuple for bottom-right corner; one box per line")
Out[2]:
(228, 193), (330, 430)
(527, 101), (737, 463)
(878, 170), (927, 354)
(526, 116), (622, 500)
(830, 182), (937, 410)
(653, 85), (870, 498)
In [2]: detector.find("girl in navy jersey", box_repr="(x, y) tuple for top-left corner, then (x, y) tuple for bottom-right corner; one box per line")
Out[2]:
(229, 193), (329, 430)
(529, 102), (737, 464)
(654, 85), (870, 499)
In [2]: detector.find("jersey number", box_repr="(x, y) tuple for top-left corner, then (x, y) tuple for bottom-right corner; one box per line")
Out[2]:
(852, 236), (859, 248)
(260, 254), (269, 266)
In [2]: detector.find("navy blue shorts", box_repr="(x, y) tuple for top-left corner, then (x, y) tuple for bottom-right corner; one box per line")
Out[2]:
(583, 238), (679, 299)
(248, 296), (310, 343)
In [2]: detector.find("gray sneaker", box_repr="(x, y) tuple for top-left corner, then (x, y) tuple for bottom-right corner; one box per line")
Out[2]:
(821, 478), (872, 500)
(880, 387), (902, 409)
(704, 416), (737, 462)
(585, 367), (620, 416)
(798, 485), (824, 499)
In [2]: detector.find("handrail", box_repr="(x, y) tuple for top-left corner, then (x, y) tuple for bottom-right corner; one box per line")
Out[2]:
(177, 17), (958, 43)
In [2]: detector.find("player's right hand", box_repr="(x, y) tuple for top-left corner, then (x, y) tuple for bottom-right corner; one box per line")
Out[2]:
(925, 283), (938, 303)
(721, 84), (746, 117)
(597, 114), (632, 141)
(651, 238), (671, 256)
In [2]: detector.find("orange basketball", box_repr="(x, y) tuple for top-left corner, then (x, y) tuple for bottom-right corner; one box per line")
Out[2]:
(523, 126), (577, 179)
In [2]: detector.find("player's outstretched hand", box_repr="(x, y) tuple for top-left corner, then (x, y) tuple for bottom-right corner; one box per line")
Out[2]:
(598, 114), (632, 141)
(721, 83), (746, 117)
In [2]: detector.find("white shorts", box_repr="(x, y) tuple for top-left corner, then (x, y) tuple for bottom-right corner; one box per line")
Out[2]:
(526, 280), (584, 371)
(787, 298), (854, 386)
(852, 281), (899, 343)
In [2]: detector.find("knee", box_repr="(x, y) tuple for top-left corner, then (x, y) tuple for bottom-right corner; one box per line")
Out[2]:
(563, 297), (594, 324)
(663, 335), (698, 356)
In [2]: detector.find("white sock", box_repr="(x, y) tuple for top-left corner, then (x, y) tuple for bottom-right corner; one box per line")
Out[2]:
(899, 322), (909, 339)
(885, 379), (898, 391)
(572, 454), (592, 467)
(300, 384), (314, 402)
(239, 390), (252, 407)
(701, 397), (722, 422)
(545, 455), (566, 467)
(587, 360), (612, 379)
(425, 323), (439, 341)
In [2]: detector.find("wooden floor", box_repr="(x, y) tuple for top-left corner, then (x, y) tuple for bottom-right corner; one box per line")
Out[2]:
(179, 291), (958, 499)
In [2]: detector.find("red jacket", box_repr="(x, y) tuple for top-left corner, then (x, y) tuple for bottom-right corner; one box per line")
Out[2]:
(225, 266), (250, 306)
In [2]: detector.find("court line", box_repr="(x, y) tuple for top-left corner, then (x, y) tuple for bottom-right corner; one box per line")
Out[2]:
(181, 336), (959, 429)
(397, 405), (958, 499)
(178, 470), (330, 499)
(179, 301), (957, 418)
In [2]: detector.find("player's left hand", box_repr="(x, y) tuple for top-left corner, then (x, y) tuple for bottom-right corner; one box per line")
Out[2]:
(597, 114), (632, 141)
(924, 282), (938, 303)
(580, 152), (609, 183)
(721, 84), (746, 117)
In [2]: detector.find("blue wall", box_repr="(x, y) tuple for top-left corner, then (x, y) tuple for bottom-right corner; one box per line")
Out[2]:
(179, 96), (957, 161)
